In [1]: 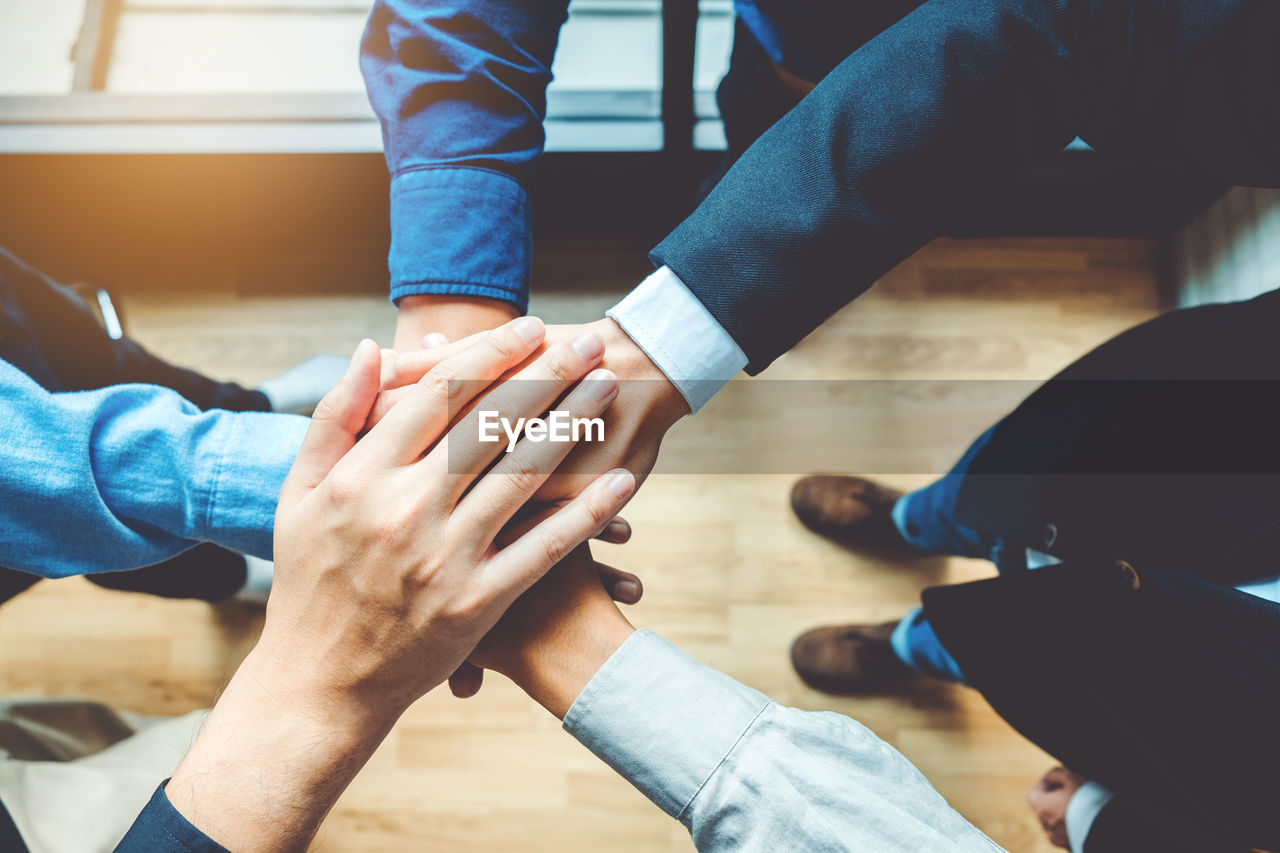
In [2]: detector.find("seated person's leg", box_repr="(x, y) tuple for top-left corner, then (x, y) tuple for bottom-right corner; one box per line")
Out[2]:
(0, 568), (40, 609)
(85, 543), (272, 605)
(788, 425), (1009, 693)
(791, 423), (1005, 561)
(0, 246), (343, 415)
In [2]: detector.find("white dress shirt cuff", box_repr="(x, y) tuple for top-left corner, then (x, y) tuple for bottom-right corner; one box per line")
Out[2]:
(1066, 781), (1116, 853)
(562, 629), (770, 819)
(606, 266), (748, 413)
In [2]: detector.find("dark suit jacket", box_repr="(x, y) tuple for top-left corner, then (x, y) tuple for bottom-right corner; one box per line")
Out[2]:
(653, 3), (1280, 848)
(925, 563), (1279, 853)
(655, 0), (1280, 373)
(923, 292), (1280, 853)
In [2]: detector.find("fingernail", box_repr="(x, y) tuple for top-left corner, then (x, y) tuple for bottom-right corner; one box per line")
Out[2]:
(348, 339), (375, 375)
(423, 333), (448, 349)
(572, 331), (604, 361)
(584, 368), (618, 401)
(513, 316), (544, 341)
(614, 580), (640, 603)
(607, 519), (629, 537)
(607, 469), (635, 499)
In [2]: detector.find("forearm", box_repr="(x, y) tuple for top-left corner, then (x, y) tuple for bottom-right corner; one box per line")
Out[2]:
(654, 0), (1085, 372)
(505, 595), (636, 720)
(558, 631), (998, 852)
(163, 646), (399, 852)
(0, 361), (304, 576)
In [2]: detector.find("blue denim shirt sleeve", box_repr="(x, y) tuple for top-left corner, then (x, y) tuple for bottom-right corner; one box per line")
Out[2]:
(360, 1), (571, 311)
(116, 784), (229, 853)
(0, 359), (307, 578)
(564, 630), (1002, 852)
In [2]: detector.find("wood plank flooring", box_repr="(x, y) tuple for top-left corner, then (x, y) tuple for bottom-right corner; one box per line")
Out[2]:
(0, 236), (1161, 852)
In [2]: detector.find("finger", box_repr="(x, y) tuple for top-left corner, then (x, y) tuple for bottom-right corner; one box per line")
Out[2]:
(278, 339), (381, 508)
(595, 517), (632, 544)
(452, 369), (618, 543)
(480, 469), (636, 609)
(381, 330), (488, 390)
(495, 503), (559, 549)
(598, 563), (642, 604)
(496, 503), (628, 549)
(365, 385), (412, 432)
(432, 330), (606, 495)
(448, 663), (484, 698)
(356, 317), (546, 468)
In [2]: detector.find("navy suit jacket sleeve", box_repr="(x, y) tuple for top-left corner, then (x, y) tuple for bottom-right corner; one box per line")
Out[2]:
(1084, 797), (1255, 853)
(115, 785), (229, 853)
(653, 0), (1280, 373)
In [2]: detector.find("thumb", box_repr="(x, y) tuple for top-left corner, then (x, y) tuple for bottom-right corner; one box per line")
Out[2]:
(279, 339), (381, 509)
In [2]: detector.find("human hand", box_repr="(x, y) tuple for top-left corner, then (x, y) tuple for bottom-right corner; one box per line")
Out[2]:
(261, 317), (635, 717)
(164, 322), (635, 852)
(1026, 766), (1087, 849)
(466, 543), (638, 719)
(376, 317), (688, 502)
(377, 320), (666, 699)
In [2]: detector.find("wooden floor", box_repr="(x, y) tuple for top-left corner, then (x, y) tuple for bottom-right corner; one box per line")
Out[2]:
(0, 237), (1161, 852)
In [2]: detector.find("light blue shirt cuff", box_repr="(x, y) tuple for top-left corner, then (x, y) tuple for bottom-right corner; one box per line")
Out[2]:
(563, 629), (770, 819)
(1065, 781), (1115, 853)
(607, 267), (748, 413)
(201, 411), (309, 559)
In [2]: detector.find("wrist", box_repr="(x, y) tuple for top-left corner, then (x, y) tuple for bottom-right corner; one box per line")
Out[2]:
(395, 294), (519, 350)
(239, 642), (405, 739)
(165, 647), (396, 852)
(507, 602), (636, 720)
(588, 316), (689, 430)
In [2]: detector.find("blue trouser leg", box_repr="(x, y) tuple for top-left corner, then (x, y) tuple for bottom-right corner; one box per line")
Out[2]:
(890, 607), (969, 684)
(891, 424), (1003, 560)
(884, 424), (1017, 684)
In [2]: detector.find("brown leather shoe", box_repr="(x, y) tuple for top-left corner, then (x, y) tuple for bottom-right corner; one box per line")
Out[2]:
(791, 620), (913, 695)
(790, 475), (916, 554)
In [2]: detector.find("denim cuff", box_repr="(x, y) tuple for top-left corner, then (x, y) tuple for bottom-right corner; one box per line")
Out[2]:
(203, 411), (308, 560)
(388, 166), (531, 312)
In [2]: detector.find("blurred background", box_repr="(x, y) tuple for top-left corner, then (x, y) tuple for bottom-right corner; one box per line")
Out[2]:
(2, 0), (1274, 301)
(1, 2), (1278, 851)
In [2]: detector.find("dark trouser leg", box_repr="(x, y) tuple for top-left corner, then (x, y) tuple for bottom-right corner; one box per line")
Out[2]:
(0, 247), (260, 604)
(0, 247), (270, 411)
(84, 544), (247, 602)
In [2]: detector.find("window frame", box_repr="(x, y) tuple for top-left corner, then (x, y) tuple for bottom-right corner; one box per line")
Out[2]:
(0, 0), (699, 156)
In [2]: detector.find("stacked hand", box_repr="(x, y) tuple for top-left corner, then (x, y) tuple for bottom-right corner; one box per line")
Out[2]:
(165, 318), (640, 852)
(377, 314), (688, 698)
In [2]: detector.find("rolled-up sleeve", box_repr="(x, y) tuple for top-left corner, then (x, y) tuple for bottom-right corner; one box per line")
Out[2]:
(564, 630), (1001, 852)
(360, 0), (570, 311)
(0, 360), (306, 577)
